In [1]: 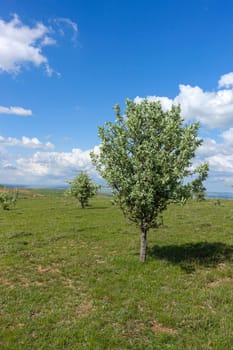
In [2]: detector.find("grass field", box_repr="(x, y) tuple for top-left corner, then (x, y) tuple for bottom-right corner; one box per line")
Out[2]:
(0, 192), (233, 349)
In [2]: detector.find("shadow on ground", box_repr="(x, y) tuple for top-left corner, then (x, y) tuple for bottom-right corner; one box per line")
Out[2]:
(148, 242), (233, 273)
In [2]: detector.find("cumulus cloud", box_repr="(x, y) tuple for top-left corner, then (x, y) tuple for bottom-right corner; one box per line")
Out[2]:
(221, 128), (233, 146)
(0, 136), (54, 149)
(197, 138), (220, 158)
(196, 127), (233, 175)
(207, 155), (233, 173)
(218, 72), (233, 88)
(134, 96), (173, 111)
(135, 77), (233, 129)
(0, 146), (100, 186)
(0, 14), (52, 74)
(0, 14), (78, 75)
(8, 147), (98, 185)
(176, 85), (233, 128)
(0, 106), (32, 116)
(185, 127), (233, 192)
(16, 146), (99, 179)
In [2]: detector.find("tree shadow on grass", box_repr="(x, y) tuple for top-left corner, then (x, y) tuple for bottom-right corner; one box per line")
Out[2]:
(148, 242), (233, 273)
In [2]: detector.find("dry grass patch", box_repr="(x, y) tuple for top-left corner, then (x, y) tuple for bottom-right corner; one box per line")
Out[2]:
(36, 265), (61, 274)
(208, 277), (233, 288)
(0, 277), (14, 289)
(151, 320), (177, 335)
(76, 300), (95, 318)
(122, 319), (177, 339)
(60, 276), (79, 290)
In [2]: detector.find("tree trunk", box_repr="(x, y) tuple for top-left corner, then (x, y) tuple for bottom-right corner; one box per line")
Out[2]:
(140, 226), (147, 263)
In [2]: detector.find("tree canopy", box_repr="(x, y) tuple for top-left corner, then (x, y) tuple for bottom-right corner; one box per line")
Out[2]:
(91, 99), (208, 262)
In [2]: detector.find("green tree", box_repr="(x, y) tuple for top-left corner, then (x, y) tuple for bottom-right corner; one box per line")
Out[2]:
(91, 99), (208, 262)
(67, 172), (100, 208)
(0, 188), (18, 210)
(191, 175), (207, 201)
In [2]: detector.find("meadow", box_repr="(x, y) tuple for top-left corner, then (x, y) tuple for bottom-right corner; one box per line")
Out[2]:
(0, 191), (233, 349)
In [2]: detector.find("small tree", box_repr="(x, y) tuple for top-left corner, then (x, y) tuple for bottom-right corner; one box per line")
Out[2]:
(67, 172), (100, 208)
(11, 188), (19, 207)
(191, 177), (207, 201)
(0, 192), (11, 210)
(0, 188), (18, 210)
(91, 99), (208, 262)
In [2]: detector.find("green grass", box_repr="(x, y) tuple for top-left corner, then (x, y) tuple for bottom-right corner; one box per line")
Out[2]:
(0, 194), (233, 349)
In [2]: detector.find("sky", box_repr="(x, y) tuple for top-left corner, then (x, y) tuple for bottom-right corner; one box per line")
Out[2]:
(1, 0), (233, 193)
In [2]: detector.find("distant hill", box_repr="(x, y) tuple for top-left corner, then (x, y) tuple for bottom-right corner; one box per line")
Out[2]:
(1, 184), (233, 199)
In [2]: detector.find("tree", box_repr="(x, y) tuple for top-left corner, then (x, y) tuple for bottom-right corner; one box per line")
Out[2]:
(191, 176), (207, 201)
(0, 188), (18, 210)
(12, 188), (19, 207)
(67, 172), (100, 208)
(91, 99), (208, 262)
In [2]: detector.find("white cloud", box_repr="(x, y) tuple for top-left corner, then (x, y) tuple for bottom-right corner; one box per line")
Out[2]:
(134, 96), (173, 111)
(41, 36), (56, 47)
(0, 14), (52, 74)
(218, 72), (233, 88)
(0, 14), (78, 75)
(0, 146), (99, 186)
(221, 128), (233, 146)
(197, 138), (220, 157)
(52, 17), (78, 44)
(175, 85), (233, 128)
(196, 127), (233, 175)
(135, 81), (233, 129)
(0, 136), (54, 149)
(0, 106), (32, 116)
(16, 146), (99, 179)
(207, 155), (233, 173)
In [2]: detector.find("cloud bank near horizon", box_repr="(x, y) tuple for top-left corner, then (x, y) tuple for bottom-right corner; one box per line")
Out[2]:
(0, 146), (100, 186)
(2, 73), (233, 190)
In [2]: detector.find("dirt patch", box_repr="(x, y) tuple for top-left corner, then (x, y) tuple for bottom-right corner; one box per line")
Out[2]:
(208, 277), (233, 287)
(217, 263), (228, 270)
(76, 300), (95, 318)
(0, 277), (14, 289)
(151, 320), (177, 335)
(123, 319), (176, 338)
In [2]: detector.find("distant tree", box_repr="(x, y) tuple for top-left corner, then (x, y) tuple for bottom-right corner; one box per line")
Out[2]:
(67, 172), (100, 208)
(91, 99), (208, 262)
(12, 188), (19, 206)
(191, 177), (207, 201)
(0, 192), (11, 210)
(0, 188), (18, 210)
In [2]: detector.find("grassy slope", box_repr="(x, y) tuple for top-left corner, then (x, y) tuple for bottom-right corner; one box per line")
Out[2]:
(0, 194), (233, 349)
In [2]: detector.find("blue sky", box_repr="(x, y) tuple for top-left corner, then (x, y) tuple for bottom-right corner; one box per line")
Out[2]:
(1, 0), (233, 192)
